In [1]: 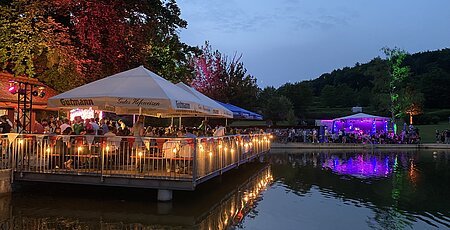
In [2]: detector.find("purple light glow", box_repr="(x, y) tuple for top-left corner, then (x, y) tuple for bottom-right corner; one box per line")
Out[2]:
(322, 155), (392, 178)
(332, 120), (388, 134)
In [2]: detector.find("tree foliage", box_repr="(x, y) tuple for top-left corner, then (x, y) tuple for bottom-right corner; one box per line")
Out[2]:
(191, 42), (259, 109)
(382, 47), (410, 121)
(0, 0), (196, 91)
(277, 82), (313, 118)
(263, 95), (294, 122)
(0, 0), (85, 91)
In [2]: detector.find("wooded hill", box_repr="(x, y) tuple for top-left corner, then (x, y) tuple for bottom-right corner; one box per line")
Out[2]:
(260, 48), (450, 124)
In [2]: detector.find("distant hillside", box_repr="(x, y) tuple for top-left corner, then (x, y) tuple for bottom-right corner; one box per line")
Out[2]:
(266, 48), (450, 123)
(307, 48), (450, 109)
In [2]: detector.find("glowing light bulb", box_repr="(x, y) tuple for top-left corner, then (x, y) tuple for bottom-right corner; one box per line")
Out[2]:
(209, 151), (213, 157)
(46, 148), (51, 153)
(138, 152), (143, 157)
(172, 148), (177, 153)
(224, 147), (228, 152)
(77, 146), (82, 152)
(105, 146), (110, 152)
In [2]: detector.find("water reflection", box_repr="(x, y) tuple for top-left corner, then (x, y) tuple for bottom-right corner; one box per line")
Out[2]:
(322, 153), (415, 178)
(262, 150), (450, 229)
(0, 163), (273, 230)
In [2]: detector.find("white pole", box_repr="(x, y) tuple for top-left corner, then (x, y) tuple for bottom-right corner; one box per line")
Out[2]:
(179, 117), (182, 128)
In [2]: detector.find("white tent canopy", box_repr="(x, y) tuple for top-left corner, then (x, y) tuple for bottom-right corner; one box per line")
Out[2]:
(333, 113), (389, 121)
(48, 66), (209, 117)
(176, 82), (233, 118)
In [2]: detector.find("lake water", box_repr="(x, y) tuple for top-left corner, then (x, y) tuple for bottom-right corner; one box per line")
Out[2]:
(0, 149), (449, 229)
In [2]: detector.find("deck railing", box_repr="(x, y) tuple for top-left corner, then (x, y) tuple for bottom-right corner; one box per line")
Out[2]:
(0, 133), (271, 184)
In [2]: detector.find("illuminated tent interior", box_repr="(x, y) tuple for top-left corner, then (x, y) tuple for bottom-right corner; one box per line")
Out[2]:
(327, 113), (390, 134)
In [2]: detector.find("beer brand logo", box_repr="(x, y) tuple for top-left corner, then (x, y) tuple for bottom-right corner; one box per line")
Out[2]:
(176, 101), (191, 109)
(60, 99), (94, 106)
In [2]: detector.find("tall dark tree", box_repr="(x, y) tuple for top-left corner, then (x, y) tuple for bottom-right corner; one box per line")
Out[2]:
(191, 42), (259, 110)
(263, 95), (294, 122)
(277, 82), (313, 118)
(382, 47), (410, 125)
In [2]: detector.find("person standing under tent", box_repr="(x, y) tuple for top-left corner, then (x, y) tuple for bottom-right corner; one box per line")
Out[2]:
(132, 115), (145, 147)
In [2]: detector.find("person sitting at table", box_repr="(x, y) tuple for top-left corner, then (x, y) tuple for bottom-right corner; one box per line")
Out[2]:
(144, 126), (154, 137)
(33, 120), (44, 134)
(0, 116), (12, 133)
(104, 126), (117, 136)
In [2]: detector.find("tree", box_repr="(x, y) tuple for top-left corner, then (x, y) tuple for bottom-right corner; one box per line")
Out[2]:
(400, 85), (424, 124)
(0, 0), (85, 90)
(191, 42), (259, 109)
(257, 86), (278, 111)
(1, 0), (196, 92)
(382, 47), (410, 125)
(277, 82), (313, 117)
(263, 96), (294, 122)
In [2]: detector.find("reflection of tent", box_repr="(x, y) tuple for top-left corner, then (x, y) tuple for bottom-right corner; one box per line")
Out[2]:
(48, 66), (208, 117)
(329, 113), (390, 134)
(176, 83), (233, 118)
(215, 101), (263, 120)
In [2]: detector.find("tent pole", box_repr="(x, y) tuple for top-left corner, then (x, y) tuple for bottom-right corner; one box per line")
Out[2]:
(171, 117), (174, 127)
(179, 117), (182, 128)
(225, 118), (228, 127)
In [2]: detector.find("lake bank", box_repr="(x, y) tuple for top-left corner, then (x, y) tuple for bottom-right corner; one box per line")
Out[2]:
(272, 142), (450, 150)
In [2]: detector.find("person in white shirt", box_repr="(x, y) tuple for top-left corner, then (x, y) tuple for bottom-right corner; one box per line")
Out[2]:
(90, 118), (100, 135)
(60, 119), (71, 134)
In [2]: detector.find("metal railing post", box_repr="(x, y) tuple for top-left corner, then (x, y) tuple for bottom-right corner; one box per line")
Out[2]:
(192, 138), (198, 186)
(100, 146), (105, 182)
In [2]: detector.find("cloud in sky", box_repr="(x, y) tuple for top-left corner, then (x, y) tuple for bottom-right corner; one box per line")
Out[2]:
(178, 0), (450, 87)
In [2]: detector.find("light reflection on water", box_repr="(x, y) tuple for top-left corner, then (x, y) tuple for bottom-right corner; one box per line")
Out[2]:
(239, 150), (450, 230)
(0, 163), (273, 230)
(1, 150), (449, 229)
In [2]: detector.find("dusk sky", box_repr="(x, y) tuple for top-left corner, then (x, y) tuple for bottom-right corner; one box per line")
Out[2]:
(178, 0), (450, 88)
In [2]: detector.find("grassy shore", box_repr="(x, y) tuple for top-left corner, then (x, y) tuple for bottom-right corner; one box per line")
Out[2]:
(414, 122), (450, 143)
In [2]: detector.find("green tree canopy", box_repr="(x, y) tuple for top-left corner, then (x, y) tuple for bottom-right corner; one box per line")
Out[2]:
(0, 0), (196, 92)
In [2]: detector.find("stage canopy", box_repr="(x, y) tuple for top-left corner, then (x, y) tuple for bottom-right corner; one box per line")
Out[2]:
(48, 66), (208, 117)
(176, 82), (233, 118)
(215, 101), (263, 120)
(326, 113), (390, 134)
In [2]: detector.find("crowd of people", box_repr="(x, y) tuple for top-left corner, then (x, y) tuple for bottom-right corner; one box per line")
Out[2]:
(435, 129), (450, 144)
(0, 115), (265, 138)
(273, 125), (422, 144)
